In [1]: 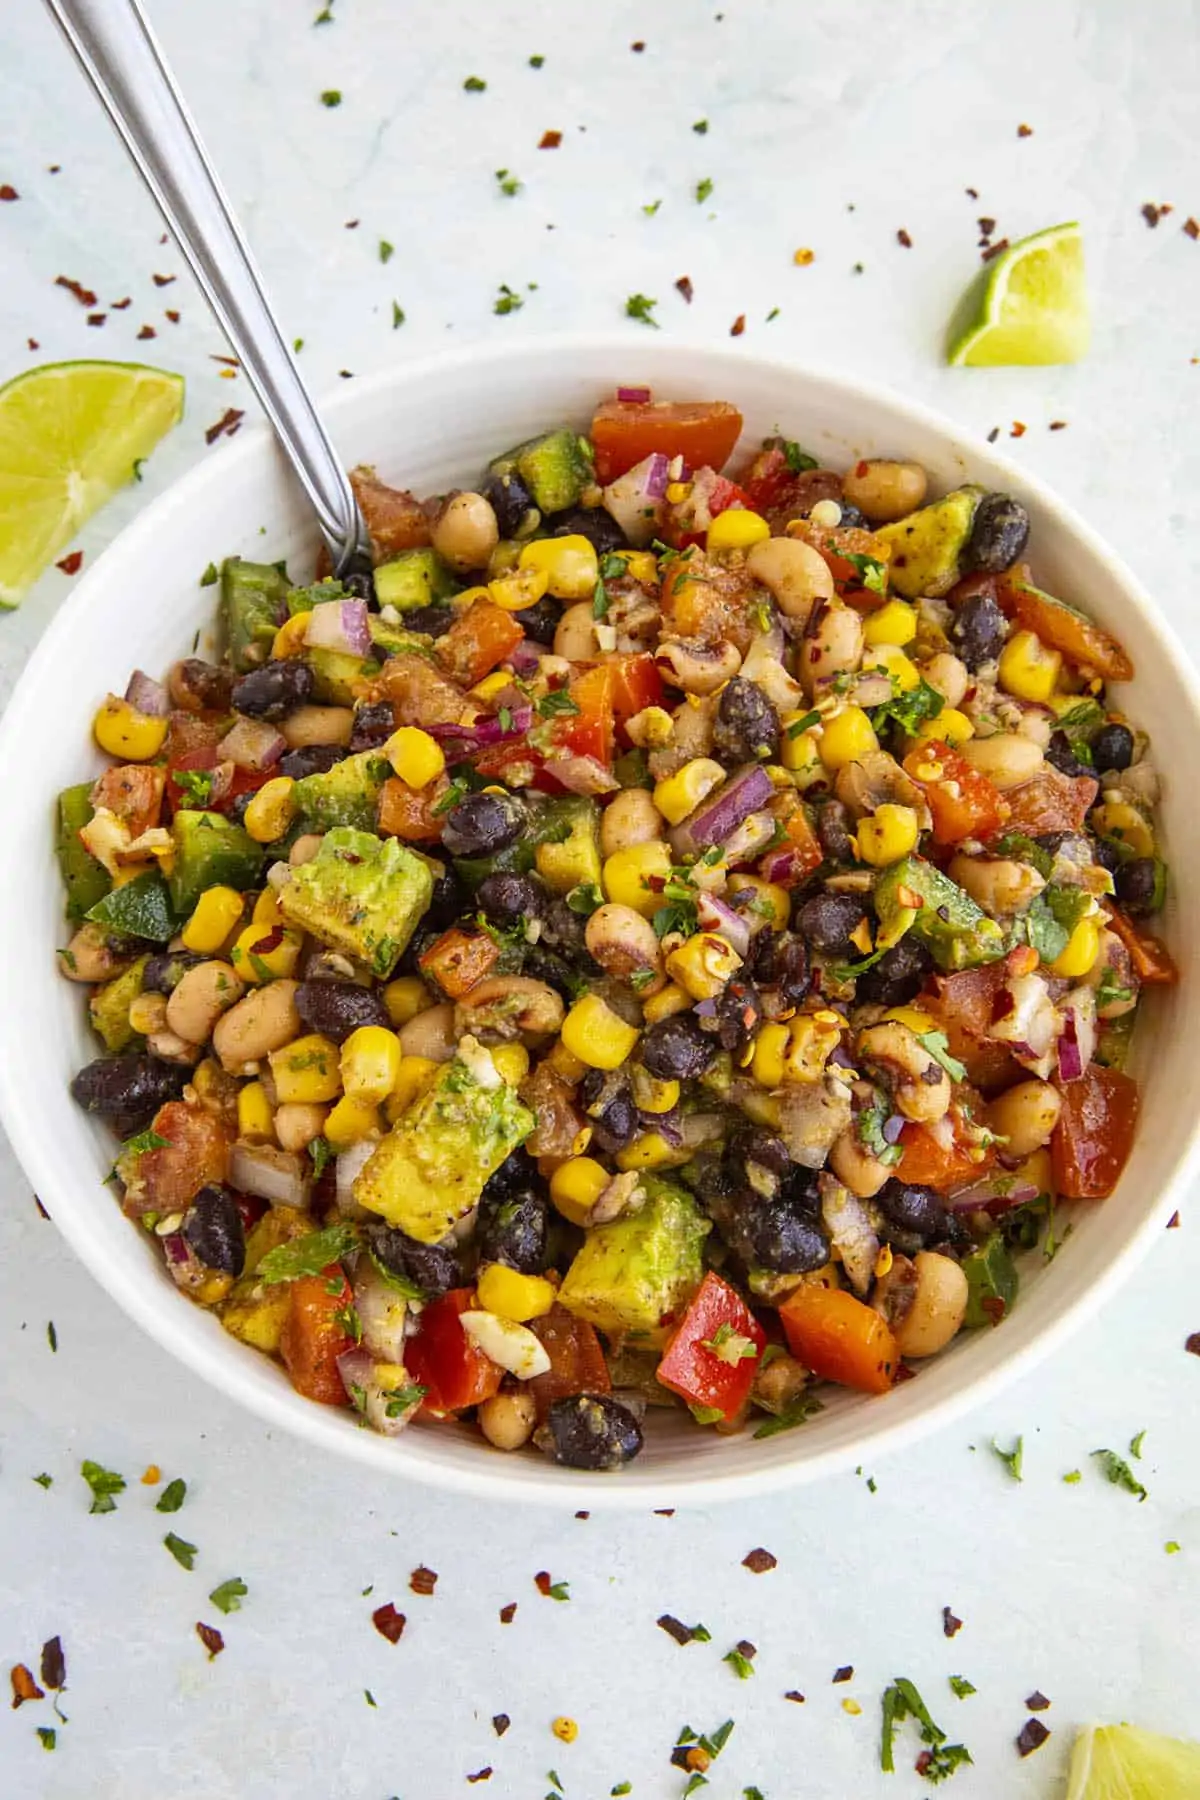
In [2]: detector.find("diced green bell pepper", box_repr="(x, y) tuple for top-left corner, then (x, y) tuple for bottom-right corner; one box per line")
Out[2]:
(874, 855), (1005, 971)
(167, 811), (265, 917)
(56, 782), (111, 921)
(962, 1231), (1019, 1328)
(87, 871), (178, 943)
(291, 749), (390, 832)
(88, 954), (150, 1052)
(221, 558), (290, 671)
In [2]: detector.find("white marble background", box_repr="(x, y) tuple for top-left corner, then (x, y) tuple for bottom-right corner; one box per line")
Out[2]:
(1, 1), (1199, 1794)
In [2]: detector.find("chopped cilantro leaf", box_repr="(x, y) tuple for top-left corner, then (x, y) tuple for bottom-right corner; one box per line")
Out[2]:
(917, 1029), (967, 1083)
(599, 551), (629, 581)
(857, 1093), (904, 1166)
(844, 551), (888, 595)
(700, 1321), (759, 1363)
(33, 1473), (53, 1490)
(379, 239), (394, 263)
(367, 1247), (427, 1299)
(693, 118), (709, 134)
(494, 284), (524, 315)
(1130, 1428), (1147, 1459)
(592, 579), (609, 619)
(332, 1300), (362, 1342)
(565, 881), (604, 915)
(871, 676), (944, 737)
(724, 1646), (755, 1679)
(319, 89), (342, 107)
(391, 301), (406, 329)
(991, 1436), (1024, 1481)
(752, 1394), (824, 1437)
(495, 169), (522, 196)
(175, 767), (216, 805)
(949, 1676), (976, 1699)
(652, 870), (700, 940)
(625, 292), (660, 328)
(1092, 1448), (1147, 1500)
(642, 198), (662, 216)
(881, 1676), (972, 1783)
(992, 831), (1053, 879)
(80, 1459), (126, 1514)
(209, 1576), (248, 1614)
(463, 75), (487, 91)
(786, 708), (822, 739)
(777, 437), (818, 473)
(529, 53), (544, 67)
(156, 1477), (187, 1513)
(164, 1531), (197, 1569)
(695, 176), (714, 203)
(37, 1727), (56, 1751)
(258, 1223), (356, 1285)
(384, 1382), (428, 1416)
(536, 688), (580, 719)
(308, 1135), (333, 1179)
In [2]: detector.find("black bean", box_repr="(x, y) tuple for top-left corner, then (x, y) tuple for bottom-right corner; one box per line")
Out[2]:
(854, 938), (932, 1007)
(477, 872), (548, 925)
(182, 1184), (246, 1276)
(400, 603), (455, 638)
(340, 562), (376, 604)
(548, 506), (629, 554)
(230, 659), (315, 722)
(173, 658), (234, 713)
(749, 930), (809, 1004)
(707, 979), (761, 1054)
(513, 595), (561, 645)
(722, 1194), (829, 1273)
(1045, 730), (1092, 780)
(425, 867), (469, 935)
(442, 791), (525, 858)
(795, 892), (867, 956)
(1089, 837), (1123, 878)
(950, 590), (1007, 670)
(484, 1149), (540, 1201)
(522, 943), (589, 1000)
(349, 700), (395, 752)
(735, 1127), (792, 1182)
(539, 897), (590, 957)
(295, 979), (390, 1043)
(142, 951), (206, 995)
(1115, 856), (1159, 914)
(641, 1012), (718, 1081)
(1091, 723), (1134, 773)
(477, 1189), (550, 1273)
(815, 800), (855, 864)
(713, 677), (781, 763)
(70, 1054), (186, 1122)
(836, 502), (870, 530)
(279, 743), (346, 780)
(364, 1221), (465, 1297)
(964, 492), (1031, 573)
(544, 1393), (644, 1470)
(579, 1071), (638, 1153)
(484, 469), (536, 538)
(876, 1179), (946, 1239)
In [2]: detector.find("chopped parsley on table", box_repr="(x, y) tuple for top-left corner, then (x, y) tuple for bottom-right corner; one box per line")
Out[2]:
(80, 1459), (126, 1514)
(209, 1577), (248, 1614)
(494, 284), (524, 315)
(625, 292), (660, 327)
(695, 177), (714, 203)
(1091, 1447), (1147, 1500)
(156, 1477), (187, 1513)
(881, 1677), (972, 1783)
(991, 1436), (1024, 1481)
(163, 1532), (197, 1569)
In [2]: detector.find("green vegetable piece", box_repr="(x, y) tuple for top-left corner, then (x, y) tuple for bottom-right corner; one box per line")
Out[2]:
(489, 426), (594, 516)
(874, 486), (983, 600)
(88, 954), (150, 1053)
(372, 547), (460, 614)
(533, 796), (601, 893)
(962, 1231), (1019, 1328)
(291, 749), (389, 832)
(558, 1176), (710, 1336)
(56, 782), (111, 920)
(87, 870), (178, 944)
(167, 811), (264, 917)
(873, 855), (1005, 971)
(220, 557), (290, 672)
(367, 616), (437, 658)
(285, 577), (347, 616)
(280, 826), (433, 976)
(353, 1049), (534, 1241)
(304, 646), (380, 705)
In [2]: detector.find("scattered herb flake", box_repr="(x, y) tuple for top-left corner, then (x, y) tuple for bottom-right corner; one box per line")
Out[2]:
(494, 283), (525, 315)
(496, 170), (522, 197)
(156, 1477), (187, 1513)
(379, 239), (394, 263)
(33, 1473), (53, 1490)
(917, 1030), (968, 1083)
(991, 1436), (1023, 1481)
(258, 1222), (355, 1284)
(529, 54), (545, 67)
(1091, 1448), (1147, 1501)
(464, 75), (487, 91)
(535, 1571), (570, 1601)
(80, 1460), (126, 1514)
(949, 1677), (975, 1699)
(36, 1727), (56, 1751)
(724, 1645), (756, 1679)
(164, 1532), (197, 1570)
(752, 1394), (824, 1437)
(46, 1321), (57, 1353)
(319, 90), (342, 107)
(1129, 1428), (1147, 1459)
(391, 301), (406, 329)
(880, 1677), (972, 1783)
(1166, 1540), (1182, 1554)
(643, 198), (662, 215)
(209, 1577), (247, 1614)
(625, 292), (659, 328)
(1063, 1469), (1082, 1483)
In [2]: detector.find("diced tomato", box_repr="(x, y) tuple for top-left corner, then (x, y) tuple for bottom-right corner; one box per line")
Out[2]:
(132, 1101), (234, 1217)
(377, 774), (448, 844)
(903, 744), (1006, 846)
(997, 573), (1134, 682)
(590, 398), (743, 485)
(608, 652), (664, 725)
(1002, 767), (1098, 836)
(418, 927), (502, 999)
(758, 806), (823, 888)
(778, 1282), (898, 1396)
(473, 741), (547, 787)
(90, 764), (165, 837)
(375, 654), (464, 729)
(279, 1265), (355, 1405)
(1051, 1064), (1139, 1198)
(554, 663), (615, 765)
(1102, 903), (1178, 986)
(655, 1271), (766, 1424)
(433, 600), (524, 689)
(738, 447), (843, 532)
(895, 1098), (995, 1189)
(405, 1289), (504, 1417)
(785, 517), (893, 610)
(164, 746), (270, 818)
(706, 474), (754, 516)
(528, 1304), (612, 1422)
(924, 958), (1024, 1091)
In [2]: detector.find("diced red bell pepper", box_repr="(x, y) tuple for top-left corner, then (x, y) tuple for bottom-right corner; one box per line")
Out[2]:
(1102, 903), (1178, 986)
(404, 1289), (504, 1418)
(1051, 1064), (1139, 1198)
(528, 1303), (611, 1423)
(554, 663), (615, 765)
(997, 573), (1134, 682)
(1002, 767), (1098, 836)
(608, 651), (664, 724)
(433, 600), (524, 688)
(778, 1282), (898, 1396)
(924, 957), (1024, 1091)
(655, 1271), (766, 1424)
(758, 805), (823, 888)
(590, 398), (743, 485)
(903, 744), (1006, 846)
(279, 1265), (356, 1405)
(164, 745), (269, 819)
(349, 468), (432, 554)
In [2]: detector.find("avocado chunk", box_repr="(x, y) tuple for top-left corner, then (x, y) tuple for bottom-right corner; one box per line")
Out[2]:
(353, 1042), (534, 1241)
(874, 854), (1004, 971)
(373, 548), (459, 614)
(368, 617), (437, 659)
(280, 826), (433, 976)
(291, 749), (389, 832)
(219, 1206), (315, 1353)
(304, 647), (380, 706)
(534, 797), (602, 895)
(167, 811), (265, 918)
(557, 1177), (710, 1337)
(88, 954), (150, 1053)
(57, 782), (111, 921)
(87, 870), (179, 943)
(489, 427), (594, 516)
(221, 557), (290, 671)
(874, 486), (983, 600)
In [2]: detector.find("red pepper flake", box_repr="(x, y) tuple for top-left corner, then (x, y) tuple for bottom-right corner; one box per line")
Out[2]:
(978, 216), (996, 238)
(986, 426), (1000, 443)
(27, 338), (39, 351)
(410, 1565), (438, 1596)
(56, 551), (83, 576)
(1142, 202), (1173, 228)
(657, 1615), (697, 1645)
(1185, 1332), (1200, 1356)
(943, 1606), (963, 1637)
(574, 1510), (590, 1520)
(1168, 1210), (1181, 1228)
(466, 1769), (493, 1784)
(631, 39), (645, 51)
(152, 272), (177, 286)
(832, 1665), (854, 1683)
(654, 1508), (675, 1516)
(966, 186), (979, 199)
(539, 130), (562, 149)
(896, 228), (913, 248)
(784, 1690), (806, 1703)
(55, 275), (98, 306)
(1184, 219), (1200, 240)
(534, 1570), (569, 1600)
(1017, 122), (1033, 137)
(1010, 420), (1026, 438)
(499, 1602), (517, 1624)
(195, 1621), (225, 1659)
(0, 185), (18, 201)
(492, 1714), (510, 1737)
(1025, 1690), (1051, 1711)
(371, 1602), (406, 1643)
(1017, 1718), (1051, 1757)
(48, 164), (61, 173)
(675, 274), (694, 304)
(87, 313), (106, 327)
(742, 1547), (777, 1574)
(10, 1664), (44, 1708)
(730, 313), (746, 337)
(111, 297), (132, 309)
(1047, 420), (1068, 432)
(205, 407), (245, 445)
(165, 309), (181, 323)
(210, 354), (240, 368)
(345, 219), (360, 228)
(39, 1638), (65, 1691)
(137, 325), (157, 340)
(981, 237), (1010, 262)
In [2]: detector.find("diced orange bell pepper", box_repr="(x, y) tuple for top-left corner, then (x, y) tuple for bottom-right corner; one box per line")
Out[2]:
(609, 651), (664, 724)
(1051, 1064), (1139, 1198)
(903, 744), (1006, 846)
(656, 1271), (766, 1424)
(377, 774), (448, 844)
(434, 600), (524, 688)
(418, 926), (502, 999)
(758, 805), (824, 888)
(349, 468), (432, 554)
(895, 1095), (995, 1189)
(555, 663), (615, 765)
(997, 573), (1134, 682)
(1102, 903), (1178, 986)
(591, 398), (743, 486)
(528, 1303), (612, 1422)
(1002, 767), (1098, 836)
(778, 1283), (899, 1395)
(279, 1266), (356, 1405)
(405, 1289), (504, 1417)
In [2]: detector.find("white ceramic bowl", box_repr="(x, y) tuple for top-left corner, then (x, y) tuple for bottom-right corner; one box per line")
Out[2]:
(2, 338), (1197, 1508)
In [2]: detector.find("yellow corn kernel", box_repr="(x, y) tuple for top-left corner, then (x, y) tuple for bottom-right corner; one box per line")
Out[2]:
(818, 706), (878, 772)
(917, 706), (974, 747)
(252, 888), (285, 928)
(272, 612), (310, 659)
(866, 643), (920, 692)
(518, 534), (600, 601)
(385, 726), (446, 789)
(551, 1717), (578, 1745)
(490, 1043), (530, 1086)
(543, 1039), (589, 1085)
(652, 757), (726, 826)
(324, 1093), (382, 1149)
(666, 932), (744, 1002)
(476, 1262), (556, 1322)
(1091, 801), (1154, 861)
(269, 1033), (343, 1105)
(128, 990), (167, 1036)
(385, 1054), (440, 1122)
(181, 885), (245, 954)
(630, 704), (674, 748)
(727, 874), (790, 930)
(780, 715), (823, 781)
(382, 976), (432, 1027)
(616, 1131), (691, 1171)
(339, 1025), (403, 1105)
(752, 1021), (789, 1088)
(665, 481), (691, 505)
(783, 1012), (843, 1083)
(614, 549), (659, 586)
(92, 694), (168, 761)
(549, 1156), (610, 1226)
(998, 628), (1062, 704)
(883, 1005), (938, 1034)
(602, 840), (673, 917)
(561, 993), (640, 1070)
(641, 981), (692, 1026)
(706, 508), (771, 552)
(230, 922), (303, 983)
(243, 776), (297, 845)
(630, 1066), (680, 1114)
(1048, 916), (1101, 980)
(237, 1080), (275, 1142)
(467, 672), (513, 707)
(862, 599), (918, 648)
(488, 566), (549, 612)
(855, 802), (920, 867)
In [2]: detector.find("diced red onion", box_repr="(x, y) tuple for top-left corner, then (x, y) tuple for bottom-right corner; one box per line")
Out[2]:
(1057, 988), (1097, 1082)
(882, 1112), (905, 1144)
(125, 669), (170, 716)
(616, 385), (651, 404)
(353, 1258), (410, 1361)
(428, 703), (534, 762)
(1057, 1013), (1084, 1082)
(673, 764), (775, 857)
(304, 597), (371, 658)
(946, 1177), (1039, 1213)
(739, 626), (804, 710)
(336, 1346), (415, 1435)
(509, 639), (544, 677)
(758, 843), (813, 887)
(640, 452), (670, 499)
(229, 1141), (312, 1208)
(542, 752), (619, 795)
(850, 672), (895, 708)
(696, 891), (750, 958)
(219, 716), (287, 771)
(989, 973), (1058, 1076)
(601, 454), (669, 545)
(162, 1230), (191, 1265)
(647, 1109), (684, 1148)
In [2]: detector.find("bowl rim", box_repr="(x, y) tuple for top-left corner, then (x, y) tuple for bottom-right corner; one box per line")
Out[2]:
(4, 333), (1199, 1508)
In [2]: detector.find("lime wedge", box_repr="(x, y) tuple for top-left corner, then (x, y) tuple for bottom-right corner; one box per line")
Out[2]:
(1066, 1723), (1200, 1799)
(947, 222), (1089, 367)
(0, 359), (185, 607)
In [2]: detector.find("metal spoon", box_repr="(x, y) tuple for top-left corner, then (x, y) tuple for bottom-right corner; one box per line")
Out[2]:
(43, 0), (371, 575)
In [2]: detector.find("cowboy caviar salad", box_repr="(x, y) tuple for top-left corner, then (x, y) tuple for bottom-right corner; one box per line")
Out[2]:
(58, 392), (1175, 1469)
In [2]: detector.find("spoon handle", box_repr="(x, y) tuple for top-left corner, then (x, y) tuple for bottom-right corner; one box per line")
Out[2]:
(43, 0), (370, 572)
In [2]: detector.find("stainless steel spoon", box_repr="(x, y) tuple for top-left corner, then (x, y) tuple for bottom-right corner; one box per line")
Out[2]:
(43, 0), (371, 575)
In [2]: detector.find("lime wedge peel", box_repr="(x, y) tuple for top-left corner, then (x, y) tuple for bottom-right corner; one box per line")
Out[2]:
(1066, 1722), (1200, 1800)
(0, 359), (185, 608)
(947, 221), (1089, 368)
